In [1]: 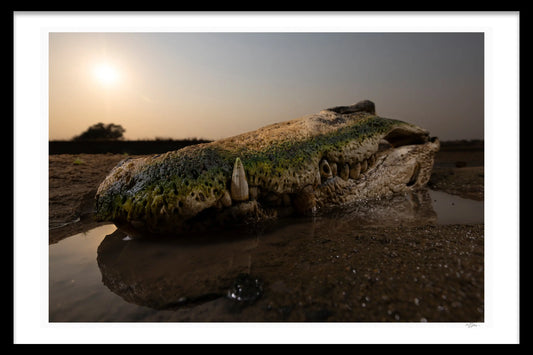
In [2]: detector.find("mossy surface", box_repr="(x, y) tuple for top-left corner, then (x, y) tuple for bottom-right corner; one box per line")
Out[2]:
(237, 116), (407, 188)
(240, 116), (403, 169)
(96, 116), (410, 225)
(96, 146), (235, 223)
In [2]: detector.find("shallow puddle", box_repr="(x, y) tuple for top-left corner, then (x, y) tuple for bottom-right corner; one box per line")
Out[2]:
(49, 189), (483, 322)
(428, 189), (484, 224)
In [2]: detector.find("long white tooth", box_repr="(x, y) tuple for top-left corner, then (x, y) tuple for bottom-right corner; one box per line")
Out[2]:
(230, 157), (249, 201)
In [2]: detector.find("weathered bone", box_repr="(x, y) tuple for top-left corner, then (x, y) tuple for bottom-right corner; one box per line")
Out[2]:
(369, 155), (376, 167)
(340, 163), (350, 181)
(330, 162), (338, 177)
(349, 162), (361, 179)
(220, 190), (232, 207)
(94, 100), (439, 236)
(230, 158), (249, 201)
(326, 99), (376, 115)
(319, 159), (333, 180)
(360, 159), (368, 173)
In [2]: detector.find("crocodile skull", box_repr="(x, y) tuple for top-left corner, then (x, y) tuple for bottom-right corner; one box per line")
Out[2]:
(95, 100), (440, 236)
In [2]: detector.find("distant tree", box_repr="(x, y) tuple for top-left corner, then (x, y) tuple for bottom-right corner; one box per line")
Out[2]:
(73, 123), (125, 141)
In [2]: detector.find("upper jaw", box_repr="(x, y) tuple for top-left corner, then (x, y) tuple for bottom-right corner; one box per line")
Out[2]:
(314, 136), (440, 212)
(316, 122), (433, 183)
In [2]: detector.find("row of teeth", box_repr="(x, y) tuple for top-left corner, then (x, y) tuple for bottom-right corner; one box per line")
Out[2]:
(319, 154), (377, 183)
(215, 153), (378, 209)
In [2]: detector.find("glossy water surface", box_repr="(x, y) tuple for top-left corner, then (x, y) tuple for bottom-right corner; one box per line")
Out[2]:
(49, 189), (483, 322)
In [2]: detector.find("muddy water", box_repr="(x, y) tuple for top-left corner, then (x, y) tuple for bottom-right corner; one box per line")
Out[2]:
(49, 189), (484, 322)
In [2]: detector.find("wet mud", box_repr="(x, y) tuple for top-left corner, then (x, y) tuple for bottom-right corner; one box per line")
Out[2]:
(48, 142), (484, 322)
(50, 206), (483, 322)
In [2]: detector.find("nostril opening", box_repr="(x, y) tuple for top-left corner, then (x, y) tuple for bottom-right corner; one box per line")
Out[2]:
(322, 165), (330, 174)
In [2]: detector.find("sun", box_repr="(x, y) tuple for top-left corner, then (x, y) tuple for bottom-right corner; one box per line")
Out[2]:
(93, 63), (119, 86)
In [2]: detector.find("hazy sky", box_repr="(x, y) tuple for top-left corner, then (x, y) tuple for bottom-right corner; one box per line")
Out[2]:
(49, 32), (484, 141)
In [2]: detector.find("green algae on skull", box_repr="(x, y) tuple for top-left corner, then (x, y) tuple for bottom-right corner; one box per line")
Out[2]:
(95, 101), (439, 236)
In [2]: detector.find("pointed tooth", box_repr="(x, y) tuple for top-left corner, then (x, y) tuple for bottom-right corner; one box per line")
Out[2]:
(330, 162), (338, 176)
(230, 157), (249, 201)
(360, 159), (368, 173)
(220, 190), (232, 207)
(340, 163), (350, 181)
(349, 162), (361, 179)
